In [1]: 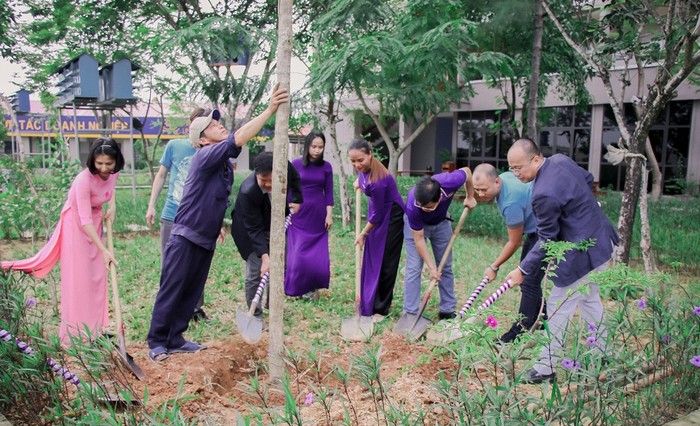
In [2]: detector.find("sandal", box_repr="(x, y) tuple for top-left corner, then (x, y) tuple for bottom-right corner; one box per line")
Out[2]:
(148, 346), (170, 363)
(168, 341), (207, 354)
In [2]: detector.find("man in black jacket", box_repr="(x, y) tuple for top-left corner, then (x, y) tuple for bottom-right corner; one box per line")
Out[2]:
(231, 151), (303, 317)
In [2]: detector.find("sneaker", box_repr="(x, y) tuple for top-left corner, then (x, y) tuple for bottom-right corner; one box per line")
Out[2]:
(192, 309), (211, 323)
(521, 369), (556, 384)
(439, 311), (456, 320)
(302, 291), (319, 301)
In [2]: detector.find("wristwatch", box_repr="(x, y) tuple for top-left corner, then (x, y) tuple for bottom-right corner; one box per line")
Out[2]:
(489, 265), (499, 272)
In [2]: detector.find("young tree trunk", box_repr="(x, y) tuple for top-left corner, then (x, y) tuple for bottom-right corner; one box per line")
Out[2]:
(268, 0), (292, 382)
(638, 165), (656, 274)
(644, 137), (662, 202)
(525, 0), (544, 140)
(321, 97), (351, 229)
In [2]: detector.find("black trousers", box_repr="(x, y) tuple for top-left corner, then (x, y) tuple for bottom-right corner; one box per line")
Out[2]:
(373, 203), (405, 316)
(502, 233), (547, 341)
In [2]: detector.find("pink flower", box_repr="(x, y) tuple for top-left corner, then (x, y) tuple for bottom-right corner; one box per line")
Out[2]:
(304, 392), (314, 405)
(484, 315), (498, 329)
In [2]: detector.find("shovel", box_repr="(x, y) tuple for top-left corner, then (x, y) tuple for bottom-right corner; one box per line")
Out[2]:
(425, 279), (514, 345)
(235, 214), (293, 344)
(340, 188), (374, 341)
(105, 219), (145, 381)
(393, 207), (471, 341)
(236, 272), (270, 344)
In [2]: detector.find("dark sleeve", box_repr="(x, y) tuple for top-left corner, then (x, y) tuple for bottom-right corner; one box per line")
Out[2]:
(241, 192), (270, 257)
(325, 162), (335, 206)
(287, 161), (303, 204)
(196, 133), (242, 172)
(519, 194), (562, 274)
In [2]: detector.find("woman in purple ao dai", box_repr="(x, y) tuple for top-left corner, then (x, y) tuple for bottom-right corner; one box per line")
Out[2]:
(284, 131), (334, 298)
(348, 139), (405, 321)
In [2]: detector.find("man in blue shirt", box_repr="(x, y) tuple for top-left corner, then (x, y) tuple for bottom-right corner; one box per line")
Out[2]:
(146, 108), (213, 322)
(146, 86), (289, 363)
(472, 163), (545, 343)
(403, 168), (476, 319)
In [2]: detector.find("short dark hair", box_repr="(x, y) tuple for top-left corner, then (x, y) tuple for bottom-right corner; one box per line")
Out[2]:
(86, 138), (125, 174)
(254, 151), (274, 175)
(302, 131), (326, 167)
(415, 176), (441, 205)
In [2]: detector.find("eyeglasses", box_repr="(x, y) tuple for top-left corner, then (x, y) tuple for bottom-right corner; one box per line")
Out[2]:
(413, 192), (443, 212)
(508, 156), (535, 175)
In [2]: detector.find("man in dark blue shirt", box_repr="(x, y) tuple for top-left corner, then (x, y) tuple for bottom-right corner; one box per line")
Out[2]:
(147, 86), (289, 363)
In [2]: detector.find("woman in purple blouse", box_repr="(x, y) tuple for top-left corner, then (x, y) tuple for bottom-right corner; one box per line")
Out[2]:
(285, 131), (334, 298)
(348, 139), (405, 321)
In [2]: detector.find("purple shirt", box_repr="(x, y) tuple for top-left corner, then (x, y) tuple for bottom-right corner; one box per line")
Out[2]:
(405, 170), (467, 231)
(172, 133), (241, 250)
(358, 171), (404, 225)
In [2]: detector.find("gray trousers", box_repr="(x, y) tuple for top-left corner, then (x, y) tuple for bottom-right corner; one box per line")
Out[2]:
(160, 219), (204, 313)
(534, 261), (610, 375)
(244, 253), (264, 318)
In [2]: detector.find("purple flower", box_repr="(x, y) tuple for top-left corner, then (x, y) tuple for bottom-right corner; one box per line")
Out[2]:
(585, 336), (597, 347)
(304, 392), (314, 405)
(574, 361), (582, 369)
(661, 335), (671, 344)
(484, 315), (498, 329)
(637, 299), (647, 310)
(587, 323), (597, 332)
(691, 356), (700, 368)
(26, 297), (36, 309)
(562, 358), (575, 369)
(694, 306), (700, 316)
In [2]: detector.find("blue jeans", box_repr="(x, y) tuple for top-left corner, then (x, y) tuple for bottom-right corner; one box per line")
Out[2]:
(402, 216), (456, 315)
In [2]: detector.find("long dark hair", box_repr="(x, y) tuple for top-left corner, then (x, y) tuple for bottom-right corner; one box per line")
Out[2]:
(86, 138), (125, 174)
(302, 131), (326, 167)
(347, 139), (388, 184)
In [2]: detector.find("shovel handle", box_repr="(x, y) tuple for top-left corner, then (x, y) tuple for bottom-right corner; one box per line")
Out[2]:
(248, 272), (270, 315)
(478, 279), (513, 310)
(410, 207), (471, 327)
(246, 213), (292, 316)
(457, 276), (490, 317)
(0, 328), (81, 386)
(104, 219), (127, 350)
(355, 188), (362, 313)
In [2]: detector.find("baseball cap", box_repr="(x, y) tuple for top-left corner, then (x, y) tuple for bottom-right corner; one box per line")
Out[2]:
(189, 109), (221, 148)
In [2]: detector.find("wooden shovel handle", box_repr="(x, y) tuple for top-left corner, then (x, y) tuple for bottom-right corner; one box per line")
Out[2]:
(104, 219), (126, 349)
(355, 188), (362, 313)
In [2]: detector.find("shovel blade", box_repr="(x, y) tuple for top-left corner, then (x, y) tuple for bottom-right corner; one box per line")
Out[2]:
(393, 313), (418, 334)
(340, 315), (374, 341)
(424, 326), (465, 345)
(403, 315), (432, 341)
(115, 347), (145, 380)
(236, 308), (264, 344)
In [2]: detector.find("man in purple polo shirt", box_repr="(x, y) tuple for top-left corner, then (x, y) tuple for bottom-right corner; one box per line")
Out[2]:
(403, 167), (476, 319)
(146, 86), (289, 363)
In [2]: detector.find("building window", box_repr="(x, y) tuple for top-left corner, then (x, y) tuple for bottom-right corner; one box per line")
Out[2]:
(600, 101), (692, 194)
(456, 111), (515, 171)
(538, 106), (592, 170)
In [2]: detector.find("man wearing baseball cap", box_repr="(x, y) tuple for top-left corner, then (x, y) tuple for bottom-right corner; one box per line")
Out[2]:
(146, 85), (289, 363)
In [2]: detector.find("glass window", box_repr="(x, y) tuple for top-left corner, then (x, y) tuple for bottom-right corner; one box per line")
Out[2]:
(557, 107), (573, 127)
(669, 101), (692, 126)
